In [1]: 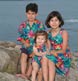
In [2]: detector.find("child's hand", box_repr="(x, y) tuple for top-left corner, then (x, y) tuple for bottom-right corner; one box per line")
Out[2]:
(41, 52), (47, 56)
(24, 39), (30, 47)
(50, 50), (58, 57)
(18, 38), (30, 47)
(24, 42), (30, 47)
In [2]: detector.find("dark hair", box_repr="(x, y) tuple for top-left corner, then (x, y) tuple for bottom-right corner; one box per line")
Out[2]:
(26, 3), (38, 13)
(34, 30), (48, 43)
(45, 11), (64, 28)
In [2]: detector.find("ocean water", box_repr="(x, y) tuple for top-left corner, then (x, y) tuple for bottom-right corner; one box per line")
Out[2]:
(0, 0), (78, 52)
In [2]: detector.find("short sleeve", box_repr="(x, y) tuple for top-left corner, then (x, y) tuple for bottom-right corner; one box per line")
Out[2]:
(18, 21), (27, 40)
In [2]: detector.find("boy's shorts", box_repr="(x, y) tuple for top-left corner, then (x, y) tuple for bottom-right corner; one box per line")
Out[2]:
(20, 45), (33, 55)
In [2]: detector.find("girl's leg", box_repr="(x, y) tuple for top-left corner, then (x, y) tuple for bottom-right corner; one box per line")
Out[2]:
(32, 62), (39, 81)
(41, 57), (48, 81)
(48, 60), (55, 81)
(37, 68), (43, 81)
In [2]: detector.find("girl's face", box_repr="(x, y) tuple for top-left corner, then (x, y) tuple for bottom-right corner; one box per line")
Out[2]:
(36, 35), (46, 46)
(49, 16), (61, 29)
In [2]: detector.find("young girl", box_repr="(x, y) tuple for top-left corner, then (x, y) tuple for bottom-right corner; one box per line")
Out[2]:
(45, 11), (71, 81)
(32, 30), (49, 81)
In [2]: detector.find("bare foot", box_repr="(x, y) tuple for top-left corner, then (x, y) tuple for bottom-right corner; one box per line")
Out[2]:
(16, 74), (22, 77)
(26, 75), (31, 80)
(16, 74), (27, 79)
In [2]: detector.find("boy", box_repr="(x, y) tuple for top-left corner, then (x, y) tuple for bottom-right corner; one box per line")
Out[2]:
(16, 3), (45, 80)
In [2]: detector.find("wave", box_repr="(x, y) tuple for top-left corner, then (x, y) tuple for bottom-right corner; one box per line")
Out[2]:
(65, 19), (78, 23)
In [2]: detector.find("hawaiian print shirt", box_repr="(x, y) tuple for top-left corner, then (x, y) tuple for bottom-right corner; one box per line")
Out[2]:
(17, 19), (45, 46)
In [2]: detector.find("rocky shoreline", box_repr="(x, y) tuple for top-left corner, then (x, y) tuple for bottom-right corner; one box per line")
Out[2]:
(0, 41), (78, 81)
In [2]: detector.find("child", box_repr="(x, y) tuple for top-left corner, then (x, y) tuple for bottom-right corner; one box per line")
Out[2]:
(16, 3), (45, 79)
(32, 30), (49, 81)
(45, 11), (71, 81)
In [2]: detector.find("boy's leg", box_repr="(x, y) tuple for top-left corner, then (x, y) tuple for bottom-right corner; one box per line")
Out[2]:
(16, 53), (28, 78)
(26, 52), (34, 79)
(21, 53), (28, 75)
(48, 60), (55, 81)
(32, 62), (39, 81)
(37, 68), (43, 81)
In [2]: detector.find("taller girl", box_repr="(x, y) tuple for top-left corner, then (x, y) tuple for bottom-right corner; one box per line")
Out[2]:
(45, 11), (71, 81)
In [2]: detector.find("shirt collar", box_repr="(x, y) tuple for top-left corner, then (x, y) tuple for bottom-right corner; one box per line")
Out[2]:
(26, 19), (39, 25)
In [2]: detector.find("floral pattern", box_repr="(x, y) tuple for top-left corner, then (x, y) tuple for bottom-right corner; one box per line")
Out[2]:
(33, 44), (47, 67)
(17, 19), (45, 47)
(46, 29), (71, 76)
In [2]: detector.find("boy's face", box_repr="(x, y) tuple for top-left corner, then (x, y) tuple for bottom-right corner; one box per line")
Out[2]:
(26, 10), (37, 22)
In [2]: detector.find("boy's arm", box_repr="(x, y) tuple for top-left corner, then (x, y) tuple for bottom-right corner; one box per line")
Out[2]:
(21, 39), (30, 47)
(17, 37), (30, 47)
(17, 22), (27, 41)
(17, 22), (30, 47)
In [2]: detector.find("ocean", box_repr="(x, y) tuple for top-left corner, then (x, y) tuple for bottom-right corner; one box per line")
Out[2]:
(0, 0), (78, 52)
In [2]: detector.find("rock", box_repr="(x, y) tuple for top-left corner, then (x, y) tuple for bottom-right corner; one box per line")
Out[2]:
(0, 49), (10, 71)
(0, 41), (78, 81)
(0, 41), (16, 48)
(0, 72), (29, 81)
(0, 44), (21, 74)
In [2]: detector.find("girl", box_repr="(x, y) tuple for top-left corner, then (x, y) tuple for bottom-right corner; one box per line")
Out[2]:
(32, 30), (49, 81)
(45, 11), (71, 81)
